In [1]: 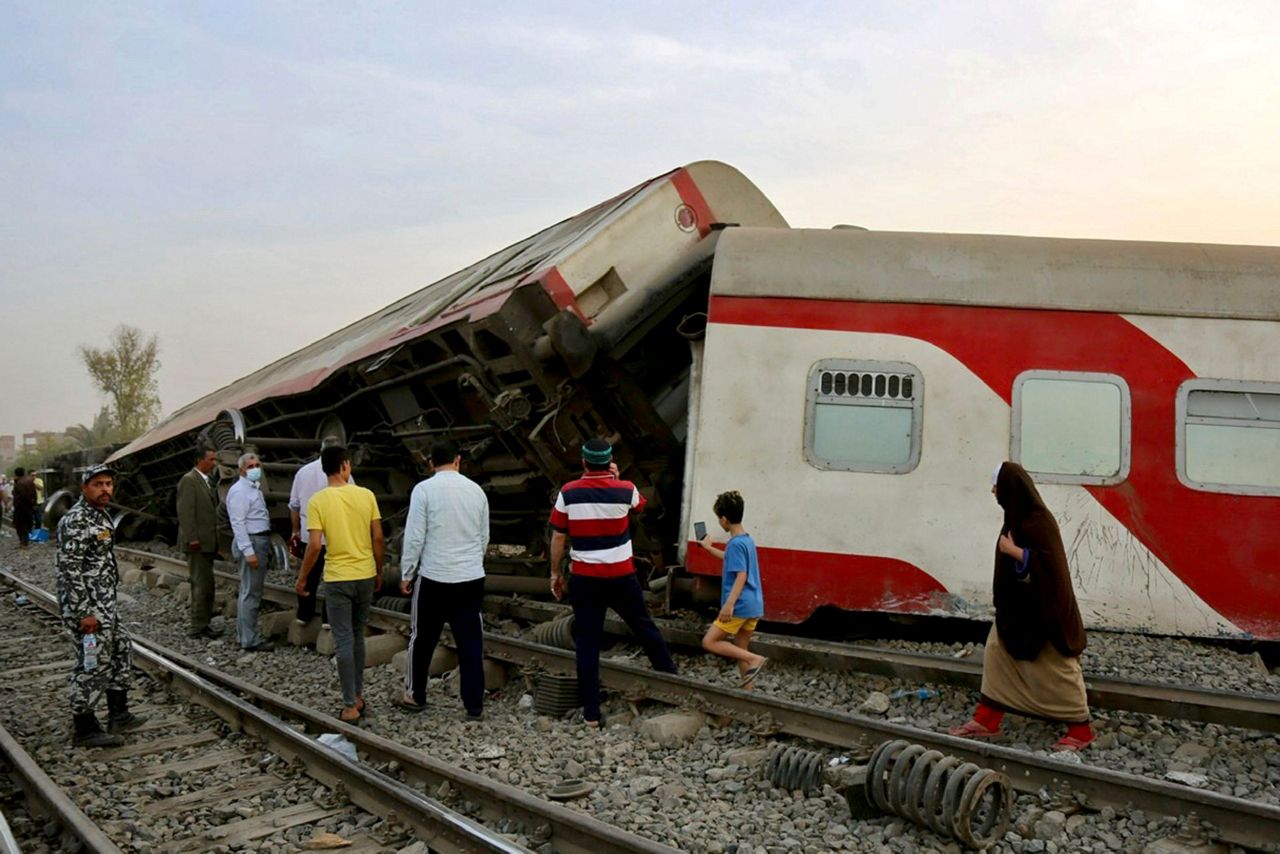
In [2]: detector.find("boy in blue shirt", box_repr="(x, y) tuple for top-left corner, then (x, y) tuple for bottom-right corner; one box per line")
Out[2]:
(696, 491), (767, 688)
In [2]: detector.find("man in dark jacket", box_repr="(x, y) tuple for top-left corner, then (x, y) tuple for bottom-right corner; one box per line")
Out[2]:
(12, 467), (37, 548)
(176, 447), (223, 638)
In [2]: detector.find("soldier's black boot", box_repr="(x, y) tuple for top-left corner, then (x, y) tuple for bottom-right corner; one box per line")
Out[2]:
(72, 713), (125, 748)
(106, 689), (148, 734)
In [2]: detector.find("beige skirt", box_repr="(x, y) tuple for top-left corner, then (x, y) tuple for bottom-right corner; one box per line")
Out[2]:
(980, 624), (1089, 722)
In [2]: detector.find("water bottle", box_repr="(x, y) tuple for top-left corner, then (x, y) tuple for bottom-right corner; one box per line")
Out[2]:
(82, 633), (99, 671)
(890, 687), (938, 701)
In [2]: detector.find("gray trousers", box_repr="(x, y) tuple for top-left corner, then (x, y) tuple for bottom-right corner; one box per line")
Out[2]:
(236, 532), (273, 648)
(68, 621), (131, 715)
(188, 551), (216, 632)
(323, 578), (374, 707)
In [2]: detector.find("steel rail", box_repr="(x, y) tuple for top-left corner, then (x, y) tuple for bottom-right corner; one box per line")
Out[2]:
(119, 547), (1280, 736)
(0, 720), (123, 854)
(111, 550), (1280, 847)
(2, 570), (679, 854)
(484, 596), (1280, 734)
(477, 633), (1280, 851)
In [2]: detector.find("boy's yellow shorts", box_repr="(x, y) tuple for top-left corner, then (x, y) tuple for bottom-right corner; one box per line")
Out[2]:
(713, 615), (759, 636)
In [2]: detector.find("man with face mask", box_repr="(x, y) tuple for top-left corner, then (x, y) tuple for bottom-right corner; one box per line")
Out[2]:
(177, 446), (223, 639)
(227, 452), (275, 652)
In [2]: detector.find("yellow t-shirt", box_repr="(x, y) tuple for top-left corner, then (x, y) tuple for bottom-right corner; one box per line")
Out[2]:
(306, 485), (381, 582)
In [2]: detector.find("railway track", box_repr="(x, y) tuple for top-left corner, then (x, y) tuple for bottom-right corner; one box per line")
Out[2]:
(0, 570), (679, 854)
(110, 547), (1280, 849)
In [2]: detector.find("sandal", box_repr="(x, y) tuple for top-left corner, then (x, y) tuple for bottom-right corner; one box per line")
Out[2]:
(948, 719), (1001, 739)
(393, 697), (427, 713)
(1053, 734), (1094, 752)
(338, 709), (362, 725)
(739, 658), (768, 689)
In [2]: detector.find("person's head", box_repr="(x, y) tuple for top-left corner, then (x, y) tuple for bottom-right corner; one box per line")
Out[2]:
(429, 439), (461, 470)
(80, 464), (115, 509)
(713, 490), (745, 529)
(194, 446), (217, 475)
(992, 461), (1048, 522)
(321, 444), (350, 478)
(581, 438), (613, 472)
(319, 434), (341, 453)
(14, 467), (24, 478)
(237, 452), (262, 483)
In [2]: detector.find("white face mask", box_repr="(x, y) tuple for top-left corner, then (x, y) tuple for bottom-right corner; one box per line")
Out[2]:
(246, 467), (263, 484)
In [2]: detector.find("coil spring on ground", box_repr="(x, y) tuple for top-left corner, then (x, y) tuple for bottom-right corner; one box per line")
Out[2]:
(531, 615), (576, 650)
(763, 745), (827, 793)
(866, 740), (1013, 850)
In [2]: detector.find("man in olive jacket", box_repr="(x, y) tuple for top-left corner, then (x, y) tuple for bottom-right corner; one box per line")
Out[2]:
(176, 446), (223, 638)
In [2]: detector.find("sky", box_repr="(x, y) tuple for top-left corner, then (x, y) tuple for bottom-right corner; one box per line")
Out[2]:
(3, 1), (1280, 439)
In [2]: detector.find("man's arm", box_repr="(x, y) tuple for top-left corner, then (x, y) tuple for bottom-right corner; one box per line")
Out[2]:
(296, 533), (323, 597)
(549, 530), (568, 601)
(371, 518), (385, 593)
(175, 475), (200, 550)
(227, 484), (256, 563)
(719, 570), (748, 621)
(398, 484), (427, 594)
(56, 528), (98, 632)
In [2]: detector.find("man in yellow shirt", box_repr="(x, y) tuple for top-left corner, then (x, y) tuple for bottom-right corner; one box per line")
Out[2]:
(296, 445), (384, 723)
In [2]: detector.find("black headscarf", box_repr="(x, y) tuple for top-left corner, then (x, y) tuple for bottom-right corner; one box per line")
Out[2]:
(992, 462), (1087, 660)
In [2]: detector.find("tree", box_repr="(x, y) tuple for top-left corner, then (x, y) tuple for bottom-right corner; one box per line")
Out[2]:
(79, 325), (162, 441)
(66, 406), (120, 449)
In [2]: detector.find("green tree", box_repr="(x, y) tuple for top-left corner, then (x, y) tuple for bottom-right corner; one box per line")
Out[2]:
(78, 325), (162, 441)
(66, 406), (120, 449)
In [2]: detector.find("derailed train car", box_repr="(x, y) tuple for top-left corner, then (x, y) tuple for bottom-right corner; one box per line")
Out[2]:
(105, 160), (1280, 639)
(105, 161), (787, 575)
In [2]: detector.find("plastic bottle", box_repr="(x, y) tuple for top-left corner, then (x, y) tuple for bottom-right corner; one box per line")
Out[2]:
(82, 633), (99, 671)
(889, 687), (938, 701)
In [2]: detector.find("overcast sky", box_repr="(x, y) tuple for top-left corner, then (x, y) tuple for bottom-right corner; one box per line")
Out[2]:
(3, 1), (1279, 440)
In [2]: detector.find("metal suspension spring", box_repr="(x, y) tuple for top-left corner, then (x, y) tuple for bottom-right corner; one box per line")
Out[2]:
(531, 615), (576, 650)
(866, 740), (1013, 850)
(763, 745), (827, 793)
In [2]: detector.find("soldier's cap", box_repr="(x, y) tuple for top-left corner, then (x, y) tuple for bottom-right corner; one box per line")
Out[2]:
(81, 463), (116, 484)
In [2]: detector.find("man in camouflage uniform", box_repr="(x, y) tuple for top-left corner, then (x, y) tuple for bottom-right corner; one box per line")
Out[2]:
(56, 464), (147, 747)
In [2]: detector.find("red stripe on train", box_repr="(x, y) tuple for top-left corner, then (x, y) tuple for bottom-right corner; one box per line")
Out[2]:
(670, 168), (714, 238)
(686, 542), (948, 622)
(708, 295), (1280, 638)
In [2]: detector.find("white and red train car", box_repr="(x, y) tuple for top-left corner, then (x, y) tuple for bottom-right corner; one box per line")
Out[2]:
(682, 227), (1280, 640)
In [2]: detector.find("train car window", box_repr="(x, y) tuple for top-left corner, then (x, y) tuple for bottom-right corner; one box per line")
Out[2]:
(1176, 379), (1280, 495)
(1012, 371), (1131, 486)
(804, 359), (922, 474)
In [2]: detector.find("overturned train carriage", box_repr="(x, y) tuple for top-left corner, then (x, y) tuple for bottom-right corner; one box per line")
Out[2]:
(104, 161), (788, 574)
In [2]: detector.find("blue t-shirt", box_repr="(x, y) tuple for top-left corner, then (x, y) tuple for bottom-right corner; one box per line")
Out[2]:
(721, 533), (764, 618)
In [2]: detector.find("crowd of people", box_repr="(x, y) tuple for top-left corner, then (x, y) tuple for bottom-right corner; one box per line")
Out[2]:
(42, 436), (1092, 752)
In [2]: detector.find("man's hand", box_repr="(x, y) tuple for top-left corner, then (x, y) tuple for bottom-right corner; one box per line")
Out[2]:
(998, 532), (1021, 559)
(717, 603), (734, 623)
(399, 579), (412, 596)
(247, 553), (259, 569)
(608, 461), (619, 477)
(295, 575), (310, 598)
(550, 574), (566, 602)
(374, 570), (383, 594)
(187, 540), (201, 551)
(79, 615), (100, 634)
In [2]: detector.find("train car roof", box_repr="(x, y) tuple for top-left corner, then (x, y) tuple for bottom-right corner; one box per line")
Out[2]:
(710, 227), (1280, 321)
(109, 160), (782, 462)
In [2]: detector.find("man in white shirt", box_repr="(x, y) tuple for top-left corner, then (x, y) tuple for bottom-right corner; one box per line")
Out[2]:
(227, 452), (274, 652)
(288, 435), (343, 624)
(397, 440), (490, 719)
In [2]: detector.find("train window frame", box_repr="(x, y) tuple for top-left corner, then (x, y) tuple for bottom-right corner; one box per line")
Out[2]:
(1176, 378), (1280, 496)
(1011, 370), (1131, 486)
(803, 359), (923, 474)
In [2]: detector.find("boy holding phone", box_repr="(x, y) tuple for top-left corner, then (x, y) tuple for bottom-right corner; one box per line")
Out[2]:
(695, 491), (767, 688)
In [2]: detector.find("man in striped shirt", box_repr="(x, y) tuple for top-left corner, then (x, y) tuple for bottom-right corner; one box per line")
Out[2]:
(549, 438), (677, 728)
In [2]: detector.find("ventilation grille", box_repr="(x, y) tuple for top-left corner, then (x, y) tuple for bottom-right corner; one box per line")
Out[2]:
(818, 371), (914, 400)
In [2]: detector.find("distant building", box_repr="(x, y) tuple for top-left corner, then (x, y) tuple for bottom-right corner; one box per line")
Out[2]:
(23, 430), (68, 450)
(0, 435), (14, 462)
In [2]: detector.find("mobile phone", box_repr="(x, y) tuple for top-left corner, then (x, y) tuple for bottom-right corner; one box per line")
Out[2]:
(694, 521), (707, 541)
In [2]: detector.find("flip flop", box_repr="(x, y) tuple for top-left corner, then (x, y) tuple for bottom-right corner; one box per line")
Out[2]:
(337, 709), (363, 725)
(1053, 734), (1094, 752)
(739, 658), (768, 688)
(948, 719), (1001, 739)
(393, 697), (427, 713)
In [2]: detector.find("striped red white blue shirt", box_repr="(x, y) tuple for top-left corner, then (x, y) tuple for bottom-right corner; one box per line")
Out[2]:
(549, 472), (647, 577)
